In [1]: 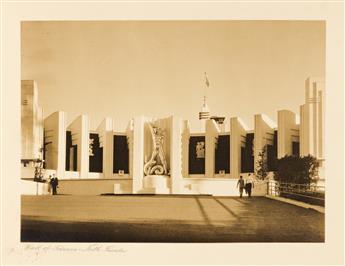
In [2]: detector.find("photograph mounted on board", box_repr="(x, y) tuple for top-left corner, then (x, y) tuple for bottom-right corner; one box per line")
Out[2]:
(20, 20), (325, 242)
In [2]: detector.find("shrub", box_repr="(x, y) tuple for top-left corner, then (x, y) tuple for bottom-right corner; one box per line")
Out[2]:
(256, 145), (268, 180)
(274, 155), (319, 185)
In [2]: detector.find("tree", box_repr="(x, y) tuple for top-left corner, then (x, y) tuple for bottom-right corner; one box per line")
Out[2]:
(274, 155), (319, 184)
(256, 145), (268, 180)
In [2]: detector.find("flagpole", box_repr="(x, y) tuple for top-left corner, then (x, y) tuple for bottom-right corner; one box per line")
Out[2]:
(199, 72), (211, 127)
(204, 72), (209, 106)
(204, 72), (206, 103)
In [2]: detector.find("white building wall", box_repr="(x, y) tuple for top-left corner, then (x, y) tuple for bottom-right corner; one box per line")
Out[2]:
(318, 89), (325, 161)
(126, 119), (134, 180)
(181, 120), (190, 178)
(57, 179), (133, 195)
(96, 118), (114, 178)
(44, 111), (66, 178)
(205, 119), (220, 178)
(300, 104), (307, 156)
(230, 117), (247, 179)
(37, 107), (44, 156)
(181, 178), (267, 196)
(254, 114), (276, 174)
(21, 80), (42, 160)
(300, 77), (324, 160)
(170, 115), (182, 194)
(21, 179), (51, 195)
(277, 110), (299, 158)
(68, 115), (90, 178)
(132, 116), (145, 193)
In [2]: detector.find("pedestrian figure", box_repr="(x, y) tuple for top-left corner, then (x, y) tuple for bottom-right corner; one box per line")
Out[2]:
(237, 175), (245, 198)
(245, 174), (254, 197)
(51, 174), (59, 195)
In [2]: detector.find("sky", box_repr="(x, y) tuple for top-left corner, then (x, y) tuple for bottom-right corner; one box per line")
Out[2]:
(21, 20), (325, 132)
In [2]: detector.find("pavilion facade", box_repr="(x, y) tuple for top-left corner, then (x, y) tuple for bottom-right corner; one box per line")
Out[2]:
(21, 78), (324, 195)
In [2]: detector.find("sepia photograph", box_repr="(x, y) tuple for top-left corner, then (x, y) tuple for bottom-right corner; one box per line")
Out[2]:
(20, 20), (325, 243)
(1, 1), (344, 265)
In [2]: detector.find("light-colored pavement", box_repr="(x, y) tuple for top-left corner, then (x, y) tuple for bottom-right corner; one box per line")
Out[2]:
(21, 195), (324, 242)
(22, 195), (242, 225)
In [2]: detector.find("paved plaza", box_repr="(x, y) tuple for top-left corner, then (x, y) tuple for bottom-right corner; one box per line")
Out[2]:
(21, 195), (324, 242)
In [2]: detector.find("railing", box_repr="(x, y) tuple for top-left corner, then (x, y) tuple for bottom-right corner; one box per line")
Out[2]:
(267, 180), (325, 205)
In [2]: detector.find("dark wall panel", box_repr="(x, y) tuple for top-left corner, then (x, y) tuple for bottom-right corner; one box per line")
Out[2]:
(113, 135), (129, 174)
(89, 133), (103, 173)
(215, 135), (230, 174)
(72, 145), (77, 171)
(267, 130), (278, 171)
(241, 133), (254, 173)
(43, 131), (47, 169)
(65, 131), (72, 171)
(292, 141), (300, 157)
(188, 136), (205, 174)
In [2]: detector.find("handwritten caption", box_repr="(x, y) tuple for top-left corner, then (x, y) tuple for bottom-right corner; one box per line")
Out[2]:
(22, 243), (127, 253)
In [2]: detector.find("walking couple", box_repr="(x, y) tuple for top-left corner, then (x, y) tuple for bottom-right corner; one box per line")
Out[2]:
(237, 174), (255, 198)
(48, 174), (59, 195)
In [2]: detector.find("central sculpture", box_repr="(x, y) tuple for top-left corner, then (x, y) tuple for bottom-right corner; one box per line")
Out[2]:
(143, 122), (168, 176)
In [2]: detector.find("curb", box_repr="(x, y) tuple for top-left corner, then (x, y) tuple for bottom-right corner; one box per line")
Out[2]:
(265, 195), (325, 214)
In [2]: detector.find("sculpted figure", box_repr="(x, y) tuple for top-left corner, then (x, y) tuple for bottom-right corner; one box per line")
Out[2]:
(143, 122), (168, 175)
(196, 141), (205, 158)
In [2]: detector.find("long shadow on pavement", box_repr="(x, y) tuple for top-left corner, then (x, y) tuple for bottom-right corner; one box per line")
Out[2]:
(21, 196), (324, 242)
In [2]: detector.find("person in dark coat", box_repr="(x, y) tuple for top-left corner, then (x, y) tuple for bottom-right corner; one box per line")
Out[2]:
(50, 175), (59, 195)
(237, 176), (245, 198)
(245, 174), (254, 197)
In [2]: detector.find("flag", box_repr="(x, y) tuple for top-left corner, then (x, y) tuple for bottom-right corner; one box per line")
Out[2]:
(204, 72), (210, 87)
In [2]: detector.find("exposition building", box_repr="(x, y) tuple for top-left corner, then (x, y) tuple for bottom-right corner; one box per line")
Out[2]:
(21, 77), (325, 196)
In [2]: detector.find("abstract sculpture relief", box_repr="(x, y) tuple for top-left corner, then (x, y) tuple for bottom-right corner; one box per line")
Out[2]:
(144, 122), (168, 176)
(196, 141), (205, 159)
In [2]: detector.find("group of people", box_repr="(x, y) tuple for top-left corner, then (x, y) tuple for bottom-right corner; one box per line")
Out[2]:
(236, 174), (255, 198)
(46, 173), (253, 197)
(48, 174), (59, 195)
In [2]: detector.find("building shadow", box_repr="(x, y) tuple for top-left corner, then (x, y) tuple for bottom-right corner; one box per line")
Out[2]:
(212, 197), (239, 218)
(194, 196), (212, 226)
